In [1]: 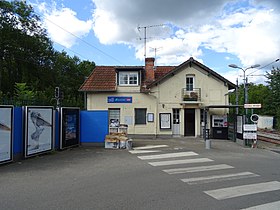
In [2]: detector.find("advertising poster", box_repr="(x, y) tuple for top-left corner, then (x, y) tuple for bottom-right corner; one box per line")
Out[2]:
(60, 108), (80, 149)
(160, 113), (171, 129)
(25, 106), (53, 157)
(0, 106), (13, 164)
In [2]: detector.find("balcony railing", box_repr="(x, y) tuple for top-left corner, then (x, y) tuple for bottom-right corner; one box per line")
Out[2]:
(182, 88), (201, 101)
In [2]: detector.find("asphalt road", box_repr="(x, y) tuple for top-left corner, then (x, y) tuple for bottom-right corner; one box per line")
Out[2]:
(1, 138), (280, 210)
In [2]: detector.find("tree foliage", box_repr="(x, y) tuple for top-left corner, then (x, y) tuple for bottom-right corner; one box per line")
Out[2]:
(265, 67), (280, 129)
(229, 67), (280, 130)
(0, 0), (95, 108)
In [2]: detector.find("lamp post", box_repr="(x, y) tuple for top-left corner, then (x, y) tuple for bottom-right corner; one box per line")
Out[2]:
(228, 64), (260, 123)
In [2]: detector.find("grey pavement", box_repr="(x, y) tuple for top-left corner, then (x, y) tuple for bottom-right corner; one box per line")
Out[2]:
(0, 138), (280, 210)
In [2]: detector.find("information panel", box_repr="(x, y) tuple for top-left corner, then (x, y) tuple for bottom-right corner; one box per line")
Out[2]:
(24, 106), (54, 158)
(160, 113), (171, 129)
(60, 107), (80, 149)
(0, 106), (13, 164)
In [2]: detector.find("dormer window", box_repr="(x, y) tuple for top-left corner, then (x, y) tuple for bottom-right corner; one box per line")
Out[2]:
(119, 71), (139, 86)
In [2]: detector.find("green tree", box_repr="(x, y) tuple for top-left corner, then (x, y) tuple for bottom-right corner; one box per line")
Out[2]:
(51, 51), (95, 107)
(247, 83), (270, 115)
(14, 82), (36, 106)
(0, 0), (54, 96)
(0, 0), (95, 108)
(229, 83), (271, 116)
(266, 67), (280, 129)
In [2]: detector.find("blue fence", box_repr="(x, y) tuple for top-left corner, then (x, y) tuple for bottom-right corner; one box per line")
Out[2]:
(80, 110), (109, 143)
(10, 108), (108, 160)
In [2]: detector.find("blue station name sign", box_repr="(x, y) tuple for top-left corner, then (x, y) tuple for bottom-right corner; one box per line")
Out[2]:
(107, 96), (132, 103)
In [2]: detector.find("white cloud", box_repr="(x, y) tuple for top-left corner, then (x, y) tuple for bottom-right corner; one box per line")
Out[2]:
(91, 0), (280, 69)
(37, 3), (93, 48)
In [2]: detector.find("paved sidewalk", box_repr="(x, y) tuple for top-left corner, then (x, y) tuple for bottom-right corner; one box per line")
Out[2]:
(0, 137), (279, 210)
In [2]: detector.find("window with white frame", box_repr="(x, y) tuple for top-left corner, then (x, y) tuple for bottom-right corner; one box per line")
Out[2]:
(186, 75), (194, 91)
(119, 72), (139, 86)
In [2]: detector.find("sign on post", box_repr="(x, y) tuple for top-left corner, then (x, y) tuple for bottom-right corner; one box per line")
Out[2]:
(244, 104), (262, 109)
(243, 124), (258, 148)
(250, 114), (259, 123)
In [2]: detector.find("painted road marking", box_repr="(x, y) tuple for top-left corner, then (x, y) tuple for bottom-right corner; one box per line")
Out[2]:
(241, 200), (280, 210)
(204, 181), (280, 200)
(148, 158), (213, 166)
(163, 164), (234, 174)
(181, 172), (259, 185)
(133, 145), (168, 150)
(129, 150), (161, 154)
(137, 152), (198, 160)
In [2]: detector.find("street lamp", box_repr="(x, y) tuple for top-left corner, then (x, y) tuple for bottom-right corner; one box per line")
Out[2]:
(228, 64), (260, 123)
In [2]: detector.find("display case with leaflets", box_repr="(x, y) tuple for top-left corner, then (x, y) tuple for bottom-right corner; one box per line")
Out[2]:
(212, 115), (228, 139)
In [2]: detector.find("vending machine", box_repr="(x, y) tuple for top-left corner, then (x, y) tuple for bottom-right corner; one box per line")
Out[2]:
(212, 115), (228, 139)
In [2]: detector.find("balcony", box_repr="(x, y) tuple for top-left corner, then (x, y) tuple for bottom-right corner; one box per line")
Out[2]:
(182, 88), (201, 102)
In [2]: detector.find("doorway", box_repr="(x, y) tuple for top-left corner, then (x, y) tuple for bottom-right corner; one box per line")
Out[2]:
(172, 109), (180, 136)
(184, 109), (195, 136)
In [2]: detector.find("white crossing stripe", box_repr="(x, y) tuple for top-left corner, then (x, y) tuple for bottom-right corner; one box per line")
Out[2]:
(148, 158), (213, 166)
(241, 200), (280, 210)
(133, 145), (168, 150)
(137, 152), (198, 160)
(204, 181), (280, 200)
(129, 150), (161, 154)
(163, 164), (234, 174)
(181, 172), (259, 185)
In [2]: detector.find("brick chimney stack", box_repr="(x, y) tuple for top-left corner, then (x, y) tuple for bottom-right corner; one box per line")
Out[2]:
(145, 57), (155, 82)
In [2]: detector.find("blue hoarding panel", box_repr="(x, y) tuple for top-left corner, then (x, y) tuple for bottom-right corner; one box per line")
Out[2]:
(80, 111), (108, 143)
(107, 96), (132, 103)
(55, 110), (60, 149)
(13, 107), (23, 155)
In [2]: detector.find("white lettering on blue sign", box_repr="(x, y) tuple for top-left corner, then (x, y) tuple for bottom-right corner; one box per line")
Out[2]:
(107, 96), (132, 103)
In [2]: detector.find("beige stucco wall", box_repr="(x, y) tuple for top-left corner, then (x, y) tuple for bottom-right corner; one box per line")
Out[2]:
(86, 64), (230, 137)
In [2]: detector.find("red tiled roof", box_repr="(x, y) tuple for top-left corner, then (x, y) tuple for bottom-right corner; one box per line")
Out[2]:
(79, 58), (235, 92)
(79, 66), (116, 92)
(154, 66), (176, 80)
(79, 65), (175, 92)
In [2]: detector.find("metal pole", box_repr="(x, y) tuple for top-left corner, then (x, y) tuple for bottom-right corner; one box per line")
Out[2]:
(236, 78), (239, 115)
(245, 77), (248, 123)
(203, 108), (206, 141)
(204, 108), (211, 149)
(243, 70), (247, 123)
(144, 26), (147, 58)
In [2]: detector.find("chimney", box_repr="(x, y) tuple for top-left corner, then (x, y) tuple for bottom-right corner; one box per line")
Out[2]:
(145, 57), (155, 82)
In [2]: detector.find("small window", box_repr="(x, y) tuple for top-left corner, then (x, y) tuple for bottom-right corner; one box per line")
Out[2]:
(186, 76), (194, 91)
(119, 72), (139, 86)
(135, 108), (147, 125)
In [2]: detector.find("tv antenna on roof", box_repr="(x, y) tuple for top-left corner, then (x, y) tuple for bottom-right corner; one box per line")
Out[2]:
(138, 24), (164, 59)
(150, 47), (162, 67)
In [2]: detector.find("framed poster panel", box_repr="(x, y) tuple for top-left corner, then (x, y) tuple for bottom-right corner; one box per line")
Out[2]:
(24, 106), (54, 158)
(0, 106), (13, 164)
(60, 107), (80, 150)
(160, 113), (171, 129)
(147, 113), (154, 122)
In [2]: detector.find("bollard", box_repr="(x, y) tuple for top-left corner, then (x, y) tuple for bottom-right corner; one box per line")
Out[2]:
(206, 139), (211, 149)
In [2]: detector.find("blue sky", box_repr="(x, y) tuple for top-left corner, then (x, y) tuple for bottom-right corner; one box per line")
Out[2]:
(28, 0), (280, 84)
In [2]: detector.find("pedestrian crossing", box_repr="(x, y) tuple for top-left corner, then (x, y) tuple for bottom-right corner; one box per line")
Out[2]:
(163, 164), (234, 174)
(181, 171), (259, 185)
(148, 158), (213, 166)
(204, 181), (280, 200)
(130, 144), (280, 209)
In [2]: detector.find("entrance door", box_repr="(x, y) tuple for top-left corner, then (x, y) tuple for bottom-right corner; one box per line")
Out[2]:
(184, 109), (195, 136)
(172, 109), (180, 136)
